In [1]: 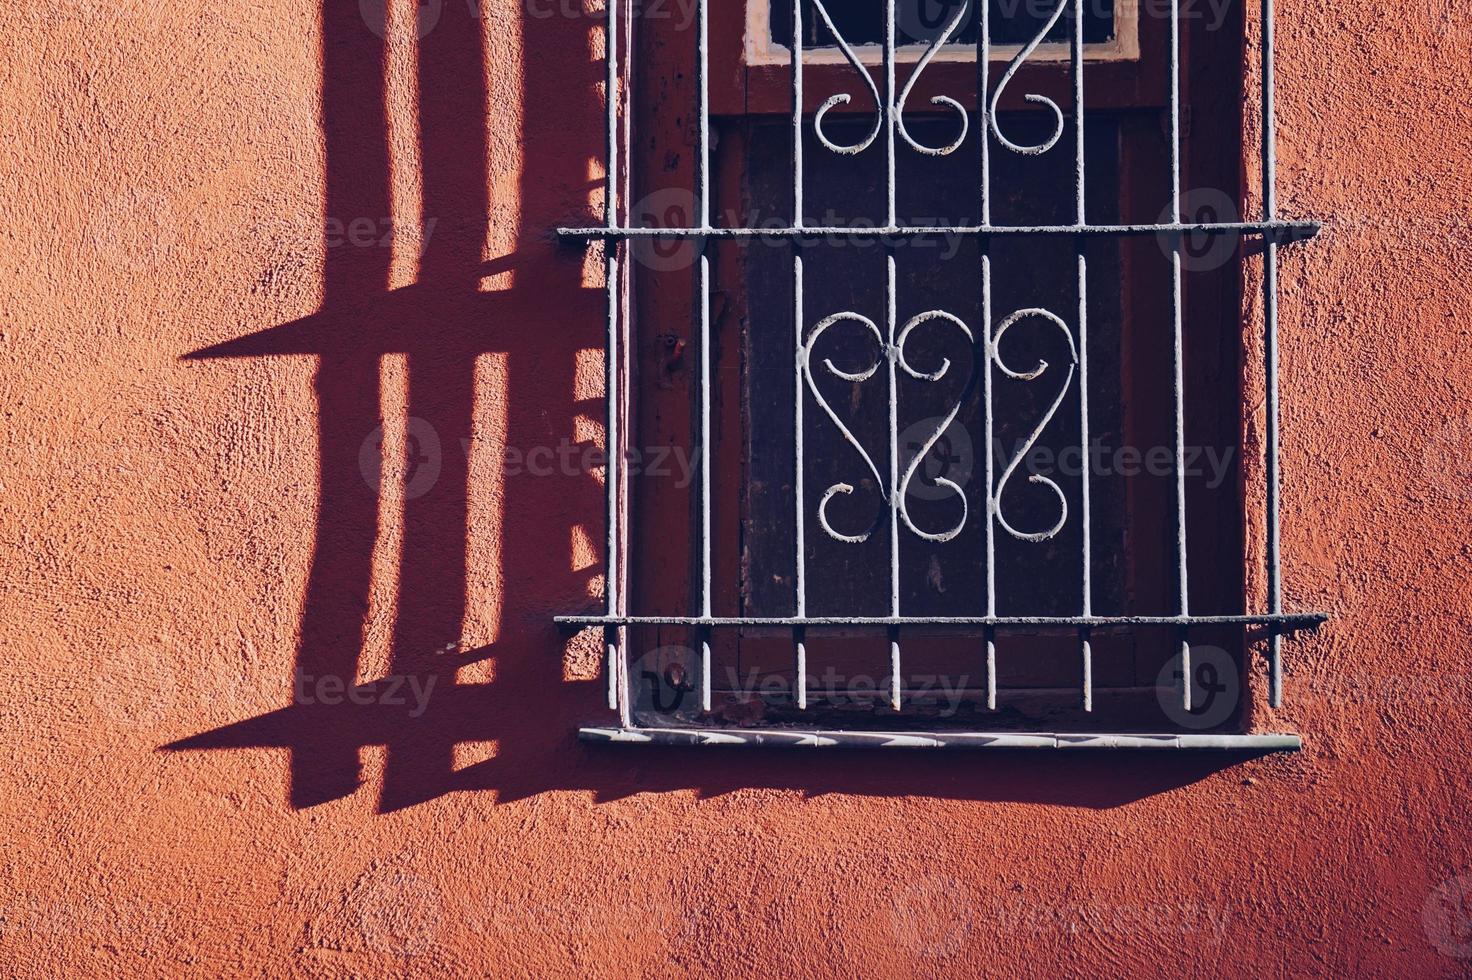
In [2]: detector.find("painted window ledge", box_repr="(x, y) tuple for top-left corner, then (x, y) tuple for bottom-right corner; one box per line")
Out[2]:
(579, 727), (1302, 751)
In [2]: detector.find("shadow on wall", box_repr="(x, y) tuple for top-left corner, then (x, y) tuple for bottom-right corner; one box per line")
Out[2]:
(164, 0), (1251, 812)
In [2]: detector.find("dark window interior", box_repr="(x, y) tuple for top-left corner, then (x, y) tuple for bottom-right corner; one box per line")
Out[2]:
(769, 0), (1115, 50)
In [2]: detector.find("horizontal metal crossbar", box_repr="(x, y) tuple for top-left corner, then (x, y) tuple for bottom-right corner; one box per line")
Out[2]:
(557, 612), (1327, 630)
(579, 726), (1303, 751)
(558, 220), (1321, 241)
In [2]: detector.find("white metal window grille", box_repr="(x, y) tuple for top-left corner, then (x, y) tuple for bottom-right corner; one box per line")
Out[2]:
(558, 0), (1326, 749)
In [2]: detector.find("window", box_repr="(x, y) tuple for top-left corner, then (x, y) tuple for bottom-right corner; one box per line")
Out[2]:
(558, 0), (1325, 748)
(755, 0), (1122, 61)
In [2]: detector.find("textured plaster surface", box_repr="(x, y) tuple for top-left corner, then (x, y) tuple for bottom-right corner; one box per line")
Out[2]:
(0, 0), (1469, 976)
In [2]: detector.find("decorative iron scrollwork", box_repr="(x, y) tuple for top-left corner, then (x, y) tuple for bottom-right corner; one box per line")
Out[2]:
(989, 0), (1076, 156)
(802, 311), (887, 542)
(895, 311), (976, 541)
(895, 1), (971, 157)
(809, 0), (970, 158)
(802, 309), (977, 544)
(809, 0), (884, 156)
(990, 307), (1079, 542)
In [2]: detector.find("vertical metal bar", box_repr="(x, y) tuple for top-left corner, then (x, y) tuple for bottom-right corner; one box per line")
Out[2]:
(603, 1), (623, 718)
(695, 0), (713, 712)
(792, 0), (803, 232)
(983, 264), (997, 711)
(1079, 248), (1092, 712)
(1173, 235), (1191, 713)
(793, 0), (807, 711)
(1262, 0), (1277, 221)
(794, 248), (808, 709)
(983, 259), (996, 709)
(884, 0), (896, 228)
(979, 0), (990, 227)
(605, 0), (618, 231)
(1262, 0), (1284, 708)
(793, 248), (807, 707)
(887, 249), (901, 711)
(980, 0), (996, 711)
(603, 277), (619, 716)
(1169, 0), (1191, 712)
(985, 624), (997, 711)
(696, 0), (710, 230)
(1074, 0), (1092, 712)
(605, 630), (619, 712)
(1264, 245), (1282, 707)
(1073, 0), (1085, 227)
(1264, 256), (1281, 706)
(605, 251), (621, 714)
(698, 245), (712, 714)
(698, 253), (712, 713)
(1168, 0), (1182, 216)
(884, 0), (900, 712)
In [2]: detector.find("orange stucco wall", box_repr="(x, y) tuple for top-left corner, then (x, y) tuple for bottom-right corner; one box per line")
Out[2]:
(2, 0), (1470, 975)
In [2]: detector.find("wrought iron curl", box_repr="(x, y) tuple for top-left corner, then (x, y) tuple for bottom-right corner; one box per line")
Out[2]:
(809, 0), (884, 155)
(802, 312), (888, 542)
(895, 0), (971, 156)
(991, 307), (1078, 542)
(989, 0), (1076, 155)
(895, 311), (977, 542)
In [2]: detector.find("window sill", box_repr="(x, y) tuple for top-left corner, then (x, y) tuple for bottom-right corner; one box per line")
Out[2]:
(579, 727), (1301, 752)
